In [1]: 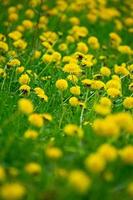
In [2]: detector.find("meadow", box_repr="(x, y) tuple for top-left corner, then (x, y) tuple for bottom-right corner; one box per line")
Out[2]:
(0, 0), (133, 199)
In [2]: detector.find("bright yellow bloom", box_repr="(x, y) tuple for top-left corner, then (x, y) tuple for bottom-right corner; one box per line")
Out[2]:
(94, 104), (111, 116)
(18, 98), (33, 115)
(85, 153), (106, 173)
(69, 97), (79, 106)
(19, 84), (31, 94)
(22, 20), (33, 29)
(64, 124), (84, 138)
(70, 86), (80, 96)
(7, 59), (21, 67)
(93, 118), (120, 137)
(98, 144), (118, 162)
(100, 97), (112, 107)
(28, 114), (44, 127)
(67, 75), (78, 83)
(77, 42), (88, 54)
(100, 66), (111, 77)
(119, 146), (133, 164)
(63, 63), (82, 75)
(123, 97), (133, 109)
(25, 162), (41, 175)
(19, 74), (30, 85)
(45, 147), (62, 159)
(24, 129), (38, 139)
(88, 36), (100, 49)
(8, 31), (22, 41)
(13, 39), (27, 50)
(1, 183), (26, 200)
(107, 88), (121, 98)
(16, 66), (25, 74)
(55, 79), (68, 91)
(68, 170), (91, 193)
(0, 41), (8, 52)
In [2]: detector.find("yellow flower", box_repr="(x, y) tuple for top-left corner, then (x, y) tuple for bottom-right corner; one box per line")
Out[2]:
(0, 41), (8, 52)
(98, 144), (118, 162)
(7, 59), (21, 67)
(45, 147), (62, 159)
(38, 94), (48, 102)
(109, 32), (121, 48)
(32, 50), (41, 59)
(91, 80), (105, 90)
(13, 39), (27, 50)
(41, 113), (53, 123)
(94, 104), (111, 116)
(34, 87), (44, 96)
(123, 97), (133, 109)
(25, 162), (41, 175)
(70, 86), (80, 96)
(82, 79), (92, 87)
(118, 45), (132, 55)
(106, 79), (121, 89)
(70, 26), (88, 40)
(52, 51), (62, 62)
(69, 17), (80, 25)
(8, 31), (22, 41)
(28, 114), (44, 127)
(100, 66), (111, 77)
(128, 64), (133, 73)
(18, 98), (33, 115)
(93, 118), (120, 137)
(99, 97), (112, 107)
(8, 50), (17, 57)
(63, 63), (82, 75)
(64, 124), (84, 138)
(16, 66), (24, 74)
(59, 43), (68, 51)
(109, 112), (133, 134)
(0, 33), (6, 41)
(42, 54), (52, 63)
(67, 75), (78, 83)
(107, 88), (121, 98)
(85, 153), (106, 173)
(8, 13), (18, 22)
(66, 35), (75, 43)
(16, 25), (25, 32)
(119, 146), (133, 164)
(69, 97), (79, 106)
(0, 68), (6, 78)
(25, 9), (35, 19)
(24, 129), (38, 139)
(22, 20), (33, 29)
(19, 84), (31, 94)
(88, 36), (100, 49)
(55, 79), (68, 91)
(114, 64), (129, 76)
(68, 170), (91, 193)
(129, 83), (133, 91)
(0, 56), (6, 64)
(1, 183), (26, 200)
(19, 74), (30, 85)
(77, 42), (88, 54)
